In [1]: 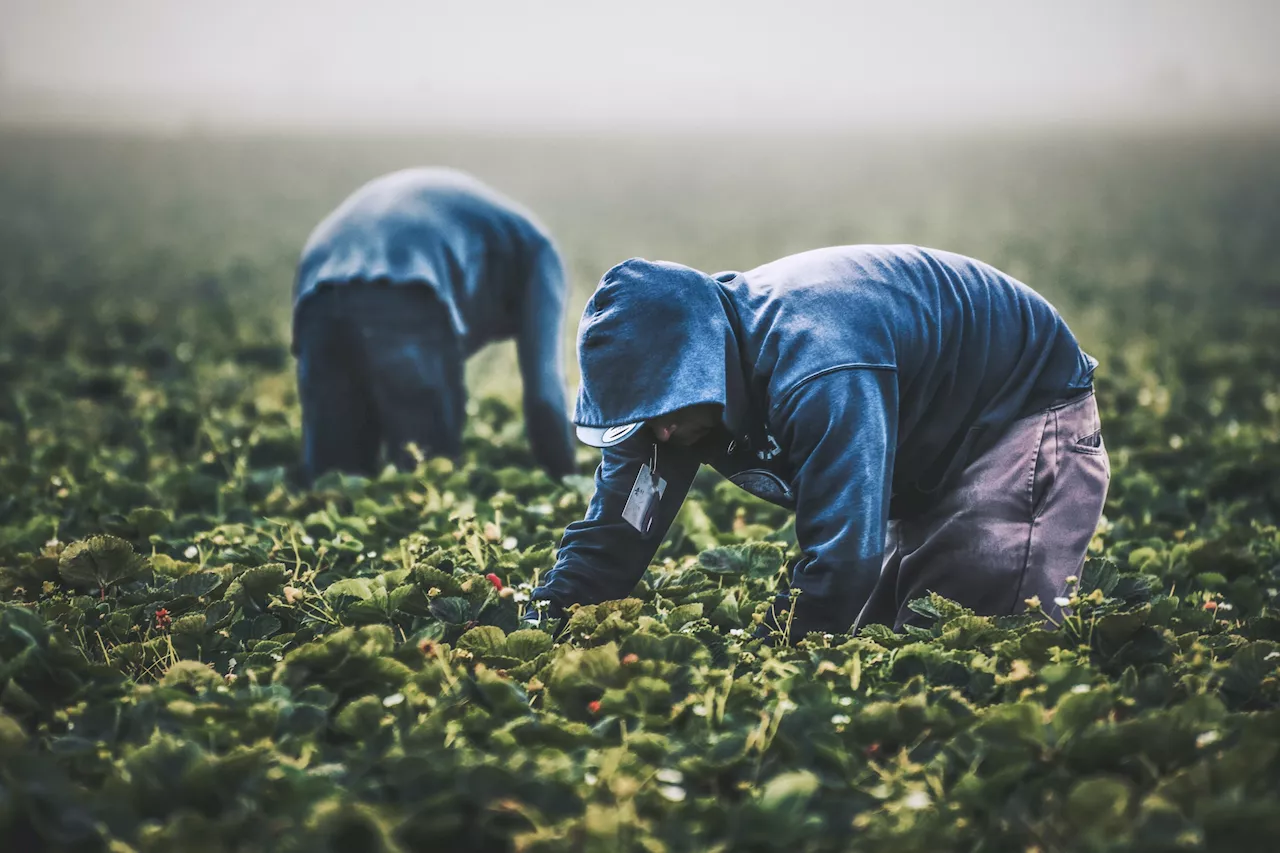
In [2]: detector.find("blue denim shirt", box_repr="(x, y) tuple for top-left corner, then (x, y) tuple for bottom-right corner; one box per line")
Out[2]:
(294, 167), (574, 475)
(534, 245), (1096, 633)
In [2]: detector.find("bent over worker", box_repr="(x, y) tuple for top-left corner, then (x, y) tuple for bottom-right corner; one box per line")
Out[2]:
(531, 245), (1110, 639)
(292, 167), (575, 482)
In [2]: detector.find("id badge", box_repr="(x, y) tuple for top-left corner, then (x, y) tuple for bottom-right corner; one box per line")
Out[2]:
(622, 447), (666, 534)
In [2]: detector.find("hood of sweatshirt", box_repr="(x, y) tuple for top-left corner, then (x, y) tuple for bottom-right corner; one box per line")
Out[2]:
(572, 258), (750, 446)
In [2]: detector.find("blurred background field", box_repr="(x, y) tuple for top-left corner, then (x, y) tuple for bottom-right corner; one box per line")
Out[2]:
(3, 125), (1279, 400)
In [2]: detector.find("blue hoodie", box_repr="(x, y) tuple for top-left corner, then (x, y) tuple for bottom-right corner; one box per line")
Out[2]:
(533, 245), (1096, 634)
(294, 167), (574, 476)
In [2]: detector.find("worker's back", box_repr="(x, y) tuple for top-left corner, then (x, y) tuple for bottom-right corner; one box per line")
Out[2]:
(295, 167), (555, 354)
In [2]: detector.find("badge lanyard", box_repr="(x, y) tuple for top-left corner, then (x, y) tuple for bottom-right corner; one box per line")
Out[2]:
(621, 441), (667, 534)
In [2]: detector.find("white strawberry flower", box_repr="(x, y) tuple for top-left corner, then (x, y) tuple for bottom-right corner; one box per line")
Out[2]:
(658, 785), (687, 803)
(903, 790), (931, 810)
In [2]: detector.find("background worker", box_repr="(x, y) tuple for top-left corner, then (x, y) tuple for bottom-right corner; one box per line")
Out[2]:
(292, 167), (576, 482)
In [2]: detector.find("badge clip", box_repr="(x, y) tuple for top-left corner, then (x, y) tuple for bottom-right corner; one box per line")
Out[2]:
(622, 442), (666, 534)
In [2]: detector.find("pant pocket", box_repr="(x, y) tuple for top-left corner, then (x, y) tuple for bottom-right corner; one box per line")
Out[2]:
(1062, 395), (1110, 484)
(1030, 410), (1060, 520)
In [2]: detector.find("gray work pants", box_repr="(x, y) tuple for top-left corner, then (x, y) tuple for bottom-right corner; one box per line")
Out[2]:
(295, 283), (465, 483)
(857, 390), (1111, 631)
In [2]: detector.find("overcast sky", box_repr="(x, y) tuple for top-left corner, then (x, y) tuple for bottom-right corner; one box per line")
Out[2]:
(2, 0), (1278, 129)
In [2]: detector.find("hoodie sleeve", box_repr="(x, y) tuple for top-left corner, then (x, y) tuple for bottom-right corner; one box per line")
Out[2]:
(516, 240), (576, 479)
(532, 435), (702, 613)
(769, 367), (898, 638)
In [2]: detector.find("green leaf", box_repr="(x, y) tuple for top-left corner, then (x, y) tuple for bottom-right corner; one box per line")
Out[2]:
(759, 770), (820, 814)
(564, 605), (601, 636)
(223, 563), (289, 607)
(698, 542), (786, 580)
(1127, 547), (1162, 574)
(1065, 776), (1132, 838)
(99, 513), (136, 539)
(1195, 571), (1229, 590)
(1094, 610), (1148, 650)
(388, 585), (425, 615)
(907, 592), (974, 626)
(325, 578), (375, 603)
(1052, 688), (1114, 737)
(665, 603), (704, 631)
(161, 661), (222, 692)
(150, 554), (196, 580)
(429, 596), (473, 624)
(173, 571), (222, 599)
(170, 614), (207, 636)
(547, 643), (625, 712)
(204, 601), (234, 629)
(698, 547), (747, 577)
(413, 566), (466, 597)
(1081, 557), (1121, 597)
(0, 711), (27, 755)
(334, 695), (385, 737)
(57, 535), (148, 592)
(1222, 642), (1280, 704)
(378, 568), (411, 588)
(457, 626), (507, 657)
(505, 629), (553, 661)
(1113, 573), (1159, 604)
(251, 614), (282, 639)
(675, 499), (718, 553)
(127, 507), (172, 538)
(711, 591), (743, 628)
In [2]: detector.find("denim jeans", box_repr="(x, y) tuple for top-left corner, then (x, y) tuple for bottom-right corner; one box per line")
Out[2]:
(294, 283), (464, 482)
(857, 390), (1111, 631)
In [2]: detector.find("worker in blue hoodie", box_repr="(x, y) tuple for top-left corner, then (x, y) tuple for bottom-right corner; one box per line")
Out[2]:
(531, 246), (1110, 640)
(292, 168), (575, 482)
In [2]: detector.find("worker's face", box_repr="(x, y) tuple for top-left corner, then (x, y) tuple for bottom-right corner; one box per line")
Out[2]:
(646, 404), (721, 447)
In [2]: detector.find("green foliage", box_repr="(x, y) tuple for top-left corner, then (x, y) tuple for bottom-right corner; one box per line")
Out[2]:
(697, 541), (787, 579)
(57, 534), (148, 594)
(2, 130), (1280, 851)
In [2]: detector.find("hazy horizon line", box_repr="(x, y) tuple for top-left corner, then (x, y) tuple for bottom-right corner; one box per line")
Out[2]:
(3, 89), (1278, 138)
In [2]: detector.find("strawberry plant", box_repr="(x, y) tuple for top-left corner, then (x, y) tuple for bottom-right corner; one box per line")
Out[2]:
(2, 130), (1280, 851)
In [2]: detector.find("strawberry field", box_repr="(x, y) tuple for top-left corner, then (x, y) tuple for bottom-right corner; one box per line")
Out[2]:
(2, 130), (1280, 852)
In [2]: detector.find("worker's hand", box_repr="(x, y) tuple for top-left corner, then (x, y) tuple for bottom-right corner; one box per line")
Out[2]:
(522, 599), (570, 642)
